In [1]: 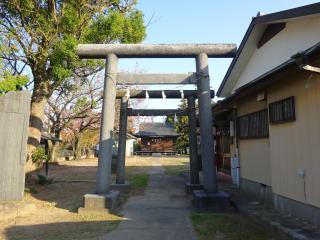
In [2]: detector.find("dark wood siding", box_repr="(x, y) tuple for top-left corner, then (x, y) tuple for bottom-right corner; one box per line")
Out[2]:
(140, 137), (176, 152)
(257, 23), (286, 48)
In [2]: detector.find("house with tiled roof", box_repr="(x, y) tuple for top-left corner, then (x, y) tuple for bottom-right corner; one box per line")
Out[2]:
(213, 3), (320, 226)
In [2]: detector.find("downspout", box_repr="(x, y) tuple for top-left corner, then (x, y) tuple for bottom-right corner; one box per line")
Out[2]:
(230, 107), (240, 186)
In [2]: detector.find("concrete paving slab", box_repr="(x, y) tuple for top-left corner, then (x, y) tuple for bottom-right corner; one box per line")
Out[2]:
(102, 159), (197, 240)
(102, 228), (196, 240)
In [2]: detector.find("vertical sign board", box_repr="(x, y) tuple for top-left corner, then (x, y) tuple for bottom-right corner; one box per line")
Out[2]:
(0, 91), (30, 201)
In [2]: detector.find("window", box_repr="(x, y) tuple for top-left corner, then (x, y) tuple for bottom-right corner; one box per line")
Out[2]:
(238, 109), (269, 139)
(269, 96), (295, 124)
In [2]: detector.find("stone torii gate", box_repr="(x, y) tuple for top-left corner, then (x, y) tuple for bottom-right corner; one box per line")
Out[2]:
(115, 89), (214, 190)
(114, 90), (208, 186)
(76, 44), (236, 212)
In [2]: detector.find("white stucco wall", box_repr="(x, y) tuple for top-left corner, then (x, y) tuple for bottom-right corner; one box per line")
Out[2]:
(126, 139), (135, 156)
(97, 139), (135, 156)
(233, 16), (320, 92)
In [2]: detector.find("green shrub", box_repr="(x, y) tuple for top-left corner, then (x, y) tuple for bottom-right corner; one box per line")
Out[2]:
(133, 142), (141, 152)
(32, 147), (48, 167)
(36, 174), (53, 185)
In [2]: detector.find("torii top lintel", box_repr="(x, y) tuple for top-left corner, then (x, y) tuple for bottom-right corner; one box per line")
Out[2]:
(76, 44), (237, 58)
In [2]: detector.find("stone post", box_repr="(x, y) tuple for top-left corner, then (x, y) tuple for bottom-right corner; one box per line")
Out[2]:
(187, 96), (199, 184)
(116, 96), (128, 184)
(78, 54), (121, 214)
(185, 96), (203, 194)
(196, 53), (217, 194)
(96, 53), (118, 194)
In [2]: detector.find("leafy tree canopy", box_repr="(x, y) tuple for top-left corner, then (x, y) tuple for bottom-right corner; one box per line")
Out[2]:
(0, 71), (28, 94)
(166, 99), (190, 151)
(0, 0), (146, 158)
(0, 49), (28, 94)
(0, 0), (146, 96)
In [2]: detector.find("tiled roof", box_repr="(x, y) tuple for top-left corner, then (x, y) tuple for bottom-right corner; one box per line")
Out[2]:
(134, 122), (179, 137)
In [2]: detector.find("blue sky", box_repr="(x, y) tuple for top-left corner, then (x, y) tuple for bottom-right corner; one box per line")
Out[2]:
(119, 0), (319, 109)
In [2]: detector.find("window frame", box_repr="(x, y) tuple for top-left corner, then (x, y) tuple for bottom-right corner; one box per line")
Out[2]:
(269, 96), (296, 124)
(237, 109), (269, 139)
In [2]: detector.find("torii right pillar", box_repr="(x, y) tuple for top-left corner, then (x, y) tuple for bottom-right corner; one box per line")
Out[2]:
(193, 53), (231, 211)
(196, 53), (217, 193)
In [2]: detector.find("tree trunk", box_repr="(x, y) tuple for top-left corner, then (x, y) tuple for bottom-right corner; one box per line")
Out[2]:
(26, 94), (48, 172)
(74, 134), (82, 160)
(48, 131), (61, 162)
(85, 147), (91, 158)
(49, 141), (58, 162)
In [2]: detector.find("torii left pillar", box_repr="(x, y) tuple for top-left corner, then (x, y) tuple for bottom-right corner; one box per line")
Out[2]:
(79, 54), (120, 214)
(111, 96), (130, 192)
(185, 96), (203, 194)
(116, 96), (128, 184)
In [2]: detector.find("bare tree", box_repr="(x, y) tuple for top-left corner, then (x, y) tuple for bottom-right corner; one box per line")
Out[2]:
(44, 74), (102, 161)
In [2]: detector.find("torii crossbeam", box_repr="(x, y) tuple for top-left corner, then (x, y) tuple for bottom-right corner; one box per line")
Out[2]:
(117, 73), (197, 85)
(77, 44), (236, 58)
(127, 109), (188, 116)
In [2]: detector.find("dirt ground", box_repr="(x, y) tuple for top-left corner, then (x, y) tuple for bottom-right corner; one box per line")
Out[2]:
(0, 156), (188, 240)
(0, 156), (288, 240)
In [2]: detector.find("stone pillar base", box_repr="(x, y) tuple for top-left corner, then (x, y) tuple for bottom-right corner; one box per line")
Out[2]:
(192, 190), (234, 212)
(185, 182), (203, 194)
(111, 182), (131, 193)
(78, 191), (120, 214)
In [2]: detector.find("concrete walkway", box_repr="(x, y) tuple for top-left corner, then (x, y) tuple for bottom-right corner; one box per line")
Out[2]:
(102, 159), (197, 240)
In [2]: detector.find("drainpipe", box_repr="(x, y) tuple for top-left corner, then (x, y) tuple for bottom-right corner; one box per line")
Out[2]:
(231, 108), (240, 186)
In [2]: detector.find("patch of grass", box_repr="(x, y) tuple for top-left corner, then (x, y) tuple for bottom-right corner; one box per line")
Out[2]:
(117, 173), (150, 205)
(129, 174), (149, 190)
(190, 213), (282, 240)
(163, 158), (189, 176)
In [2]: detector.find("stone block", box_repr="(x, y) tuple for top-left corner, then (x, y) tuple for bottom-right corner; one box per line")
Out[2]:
(185, 182), (203, 194)
(192, 190), (235, 212)
(78, 191), (120, 214)
(0, 91), (30, 200)
(152, 152), (161, 157)
(111, 182), (131, 193)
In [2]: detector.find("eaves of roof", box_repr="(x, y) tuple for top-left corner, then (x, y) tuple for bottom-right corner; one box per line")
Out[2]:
(215, 42), (320, 107)
(217, 2), (320, 97)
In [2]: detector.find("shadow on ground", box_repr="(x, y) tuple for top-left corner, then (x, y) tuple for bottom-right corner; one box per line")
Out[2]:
(24, 157), (231, 213)
(2, 157), (190, 240)
(4, 220), (122, 240)
(25, 157), (191, 213)
(2, 157), (287, 240)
